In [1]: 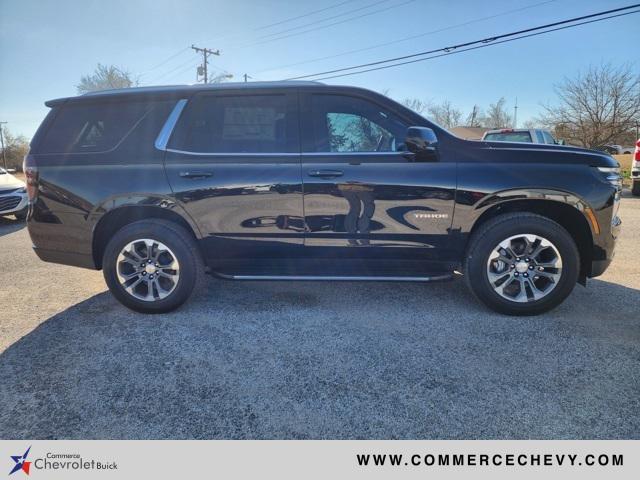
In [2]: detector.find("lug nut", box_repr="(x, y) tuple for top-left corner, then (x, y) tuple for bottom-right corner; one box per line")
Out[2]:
(142, 272), (146, 276)
(524, 273), (528, 277)
(516, 257), (521, 261)
(510, 264), (515, 269)
(525, 258), (530, 262)
(514, 272), (519, 276)
(529, 265), (534, 270)
(149, 275), (154, 279)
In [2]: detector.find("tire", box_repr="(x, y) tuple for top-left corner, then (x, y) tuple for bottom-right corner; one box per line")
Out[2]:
(102, 219), (203, 313)
(464, 213), (580, 316)
(632, 180), (640, 197)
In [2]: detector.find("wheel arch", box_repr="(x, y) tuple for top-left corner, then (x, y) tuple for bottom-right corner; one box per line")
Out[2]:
(468, 197), (594, 282)
(91, 204), (202, 269)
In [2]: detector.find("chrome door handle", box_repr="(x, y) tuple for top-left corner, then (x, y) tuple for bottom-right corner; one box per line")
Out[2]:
(179, 171), (213, 179)
(308, 170), (343, 178)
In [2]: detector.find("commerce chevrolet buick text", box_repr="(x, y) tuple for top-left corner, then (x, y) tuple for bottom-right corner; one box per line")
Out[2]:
(25, 82), (621, 315)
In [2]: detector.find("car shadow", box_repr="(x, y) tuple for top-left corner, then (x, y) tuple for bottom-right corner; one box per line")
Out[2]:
(0, 216), (25, 237)
(0, 276), (638, 440)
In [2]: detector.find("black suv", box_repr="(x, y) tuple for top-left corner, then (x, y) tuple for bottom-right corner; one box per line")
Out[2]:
(25, 82), (621, 315)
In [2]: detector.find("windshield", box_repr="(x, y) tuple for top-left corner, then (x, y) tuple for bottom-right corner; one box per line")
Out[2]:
(484, 131), (532, 143)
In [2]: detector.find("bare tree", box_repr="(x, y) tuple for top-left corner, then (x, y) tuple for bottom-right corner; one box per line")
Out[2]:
(465, 105), (484, 127)
(485, 97), (513, 128)
(522, 119), (540, 129)
(540, 64), (640, 148)
(0, 128), (29, 171)
(401, 98), (429, 115)
(77, 64), (136, 94)
(428, 100), (462, 129)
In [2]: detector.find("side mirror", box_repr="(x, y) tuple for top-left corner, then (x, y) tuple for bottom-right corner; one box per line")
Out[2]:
(405, 127), (438, 158)
(556, 139), (565, 146)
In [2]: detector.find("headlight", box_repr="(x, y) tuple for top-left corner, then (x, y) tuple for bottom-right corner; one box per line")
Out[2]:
(596, 166), (622, 189)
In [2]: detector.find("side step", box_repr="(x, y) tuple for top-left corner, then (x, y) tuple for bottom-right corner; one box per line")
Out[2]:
(215, 273), (455, 282)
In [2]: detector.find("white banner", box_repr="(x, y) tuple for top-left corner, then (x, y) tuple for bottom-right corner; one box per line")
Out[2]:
(1, 440), (638, 479)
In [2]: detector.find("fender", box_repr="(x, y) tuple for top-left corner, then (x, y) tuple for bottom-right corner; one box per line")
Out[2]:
(89, 193), (203, 239)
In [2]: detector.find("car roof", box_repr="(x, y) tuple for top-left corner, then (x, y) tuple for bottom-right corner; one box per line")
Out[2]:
(45, 81), (326, 107)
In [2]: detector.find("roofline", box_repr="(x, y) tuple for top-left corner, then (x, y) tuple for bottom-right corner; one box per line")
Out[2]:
(44, 81), (325, 107)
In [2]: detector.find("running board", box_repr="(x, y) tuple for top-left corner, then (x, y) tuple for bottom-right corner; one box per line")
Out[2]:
(215, 273), (455, 282)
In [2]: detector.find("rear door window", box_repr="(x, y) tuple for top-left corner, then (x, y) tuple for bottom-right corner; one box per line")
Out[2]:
(169, 94), (297, 153)
(38, 101), (151, 153)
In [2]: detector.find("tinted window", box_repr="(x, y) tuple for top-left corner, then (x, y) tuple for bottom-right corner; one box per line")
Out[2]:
(39, 101), (151, 153)
(483, 131), (532, 143)
(542, 130), (557, 144)
(171, 94), (292, 153)
(309, 94), (408, 153)
(535, 130), (545, 143)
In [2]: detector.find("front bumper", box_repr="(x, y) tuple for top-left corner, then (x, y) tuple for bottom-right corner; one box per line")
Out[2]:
(589, 210), (621, 278)
(0, 190), (28, 216)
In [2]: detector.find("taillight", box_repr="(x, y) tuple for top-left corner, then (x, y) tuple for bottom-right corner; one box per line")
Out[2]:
(23, 153), (39, 201)
(633, 139), (640, 165)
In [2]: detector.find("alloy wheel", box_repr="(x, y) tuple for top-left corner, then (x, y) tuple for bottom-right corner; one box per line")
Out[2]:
(486, 234), (562, 303)
(116, 238), (180, 302)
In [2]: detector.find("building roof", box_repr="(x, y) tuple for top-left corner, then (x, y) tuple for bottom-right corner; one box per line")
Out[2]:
(449, 126), (491, 140)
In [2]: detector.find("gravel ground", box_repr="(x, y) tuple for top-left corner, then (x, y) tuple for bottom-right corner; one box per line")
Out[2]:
(0, 193), (639, 439)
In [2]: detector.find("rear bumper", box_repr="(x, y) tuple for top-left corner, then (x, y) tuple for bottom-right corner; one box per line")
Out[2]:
(32, 246), (97, 270)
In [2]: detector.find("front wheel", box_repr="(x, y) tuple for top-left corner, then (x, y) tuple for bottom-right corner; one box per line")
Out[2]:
(464, 213), (580, 316)
(102, 220), (203, 313)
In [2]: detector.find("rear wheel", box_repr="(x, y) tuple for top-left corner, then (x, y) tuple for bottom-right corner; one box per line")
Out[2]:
(464, 213), (580, 315)
(102, 220), (203, 313)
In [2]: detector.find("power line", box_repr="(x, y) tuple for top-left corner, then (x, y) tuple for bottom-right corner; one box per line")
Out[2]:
(249, 0), (391, 42)
(253, 0), (357, 31)
(137, 47), (190, 78)
(310, 8), (640, 81)
(254, 0), (557, 75)
(234, 0), (414, 50)
(287, 4), (640, 80)
(147, 56), (199, 84)
(205, 0), (357, 43)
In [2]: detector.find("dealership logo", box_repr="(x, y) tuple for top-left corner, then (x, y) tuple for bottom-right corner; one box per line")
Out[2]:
(7, 447), (118, 475)
(8, 446), (31, 476)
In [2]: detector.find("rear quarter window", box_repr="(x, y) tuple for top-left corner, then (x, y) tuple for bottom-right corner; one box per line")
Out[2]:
(483, 132), (532, 143)
(37, 101), (152, 154)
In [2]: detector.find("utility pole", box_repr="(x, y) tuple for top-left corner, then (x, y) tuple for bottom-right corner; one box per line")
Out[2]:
(513, 97), (518, 129)
(243, 73), (252, 83)
(191, 45), (220, 84)
(0, 122), (7, 170)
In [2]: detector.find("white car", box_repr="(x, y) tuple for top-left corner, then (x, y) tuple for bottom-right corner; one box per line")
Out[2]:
(0, 167), (28, 220)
